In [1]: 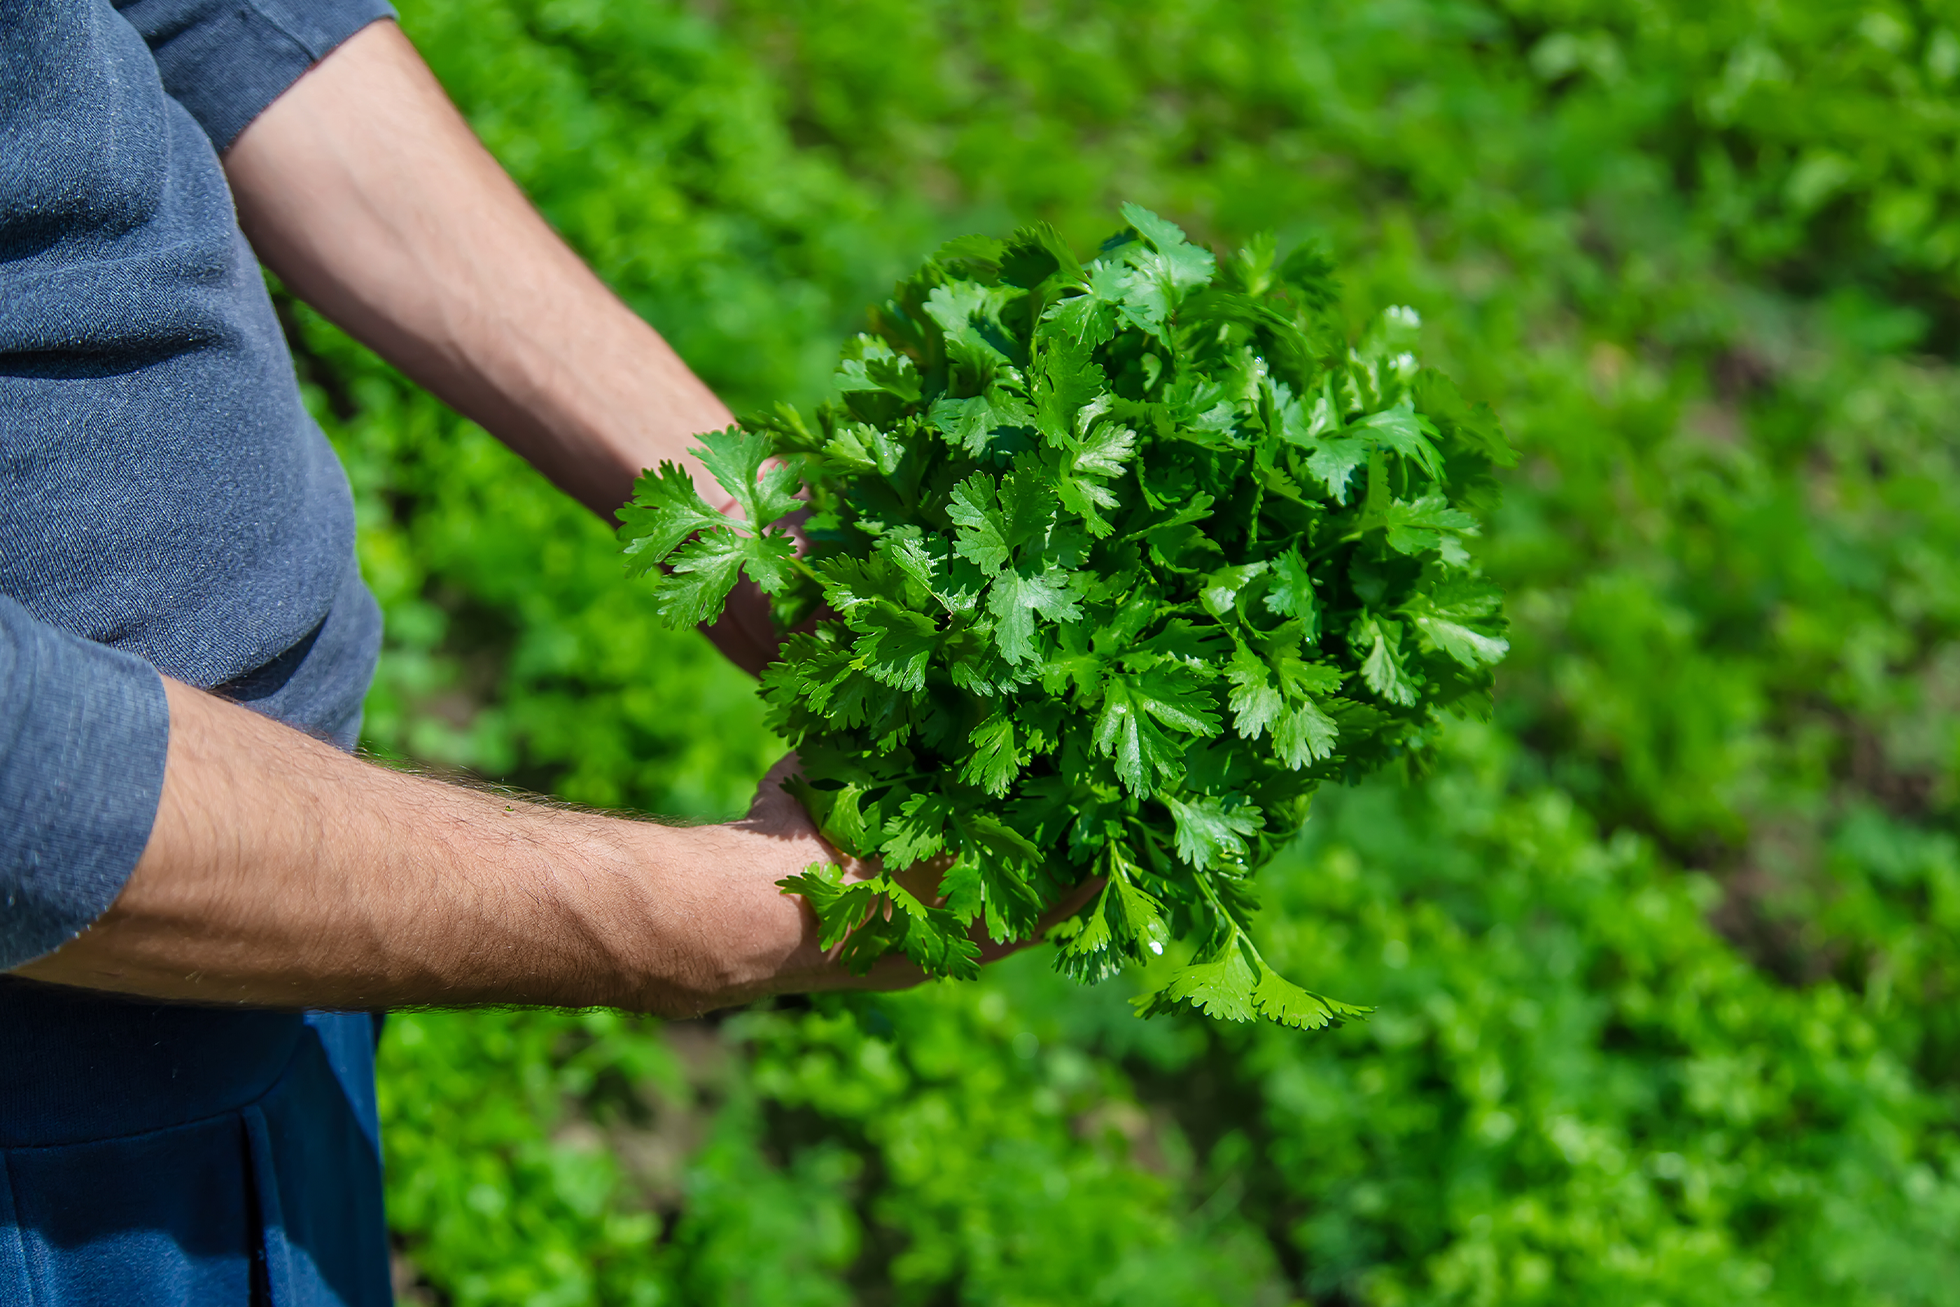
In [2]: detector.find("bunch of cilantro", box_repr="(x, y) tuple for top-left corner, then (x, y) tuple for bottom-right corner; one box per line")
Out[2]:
(620, 206), (1512, 1027)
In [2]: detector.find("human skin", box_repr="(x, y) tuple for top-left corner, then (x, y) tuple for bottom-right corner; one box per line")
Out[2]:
(12, 21), (1083, 1011)
(226, 18), (778, 674)
(16, 678), (961, 1013)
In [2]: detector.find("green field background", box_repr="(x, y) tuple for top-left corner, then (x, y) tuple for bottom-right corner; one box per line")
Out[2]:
(293, 1), (1960, 1302)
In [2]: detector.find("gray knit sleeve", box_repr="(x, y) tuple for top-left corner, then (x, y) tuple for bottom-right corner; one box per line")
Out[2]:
(1, 594), (170, 969)
(113, 0), (399, 151)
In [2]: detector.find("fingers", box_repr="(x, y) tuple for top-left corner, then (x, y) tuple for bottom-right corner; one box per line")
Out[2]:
(701, 575), (781, 676)
(1043, 874), (1107, 927)
(743, 752), (805, 821)
(747, 752), (1106, 993)
(885, 850), (956, 902)
(972, 875), (1106, 965)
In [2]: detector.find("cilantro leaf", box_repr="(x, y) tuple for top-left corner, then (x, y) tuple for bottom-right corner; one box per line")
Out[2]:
(638, 207), (1511, 1028)
(834, 335), (923, 406)
(1406, 606), (1509, 667)
(855, 606), (939, 691)
(1372, 493), (1479, 559)
(1034, 342), (1108, 446)
(1299, 435), (1370, 502)
(1225, 645), (1286, 739)
(957, 813), (1047, 941)
(882, 792), (955, 868)
(655, 530), (794, 626)
(1165, 793), (1265, 869)
(1094, 666), (1218, 792)
(1060, 867), (1171, 984)
(1354, 615), (1421, 707)
(1093, 677), (1189, 793)
(1402, 576), (1510, 667)
(1264, 547), (1318, 629)
(930, 387), (1034, 456)
(777, 863), (982, 980)
(1119, 202), (1218, 302)
(1274, 696), (1340, 768)
(1225, 645), (1342, 766)
(997, 464), (1062, 555)
(1351, 405), (1444, 482)
(1254, 969), (1372, 1030)
(1199, 561), (1269, 621)
(1040, 276), (1120, 350)
(924, 281), (1015, 360)
(619, 462), (728, 568)
(817, 782), (873, 854)
(693, 425), (803, 532)
(988, 564), (1085, 664)
(882, 533), (984, 615)
(1130, 665), (1224, 737)
(1135, 941), (1260, 1023)
(960, 712), (1022, 797)
(947, 473), (1012, 573)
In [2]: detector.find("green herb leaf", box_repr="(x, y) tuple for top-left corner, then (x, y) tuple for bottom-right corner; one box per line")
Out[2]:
(632, 207), (1511, 1026)
(1136, 941), (1260, 1023)
(694, 425), (803, 532)
(1165, 793), (1265, 869)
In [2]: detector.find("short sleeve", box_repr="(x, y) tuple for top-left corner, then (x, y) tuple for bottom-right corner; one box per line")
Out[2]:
(113, 0), (398, 151)
(1, 594), (171, 970)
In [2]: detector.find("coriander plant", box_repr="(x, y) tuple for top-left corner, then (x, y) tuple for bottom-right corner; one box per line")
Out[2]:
(620, 206), (1511, 1026)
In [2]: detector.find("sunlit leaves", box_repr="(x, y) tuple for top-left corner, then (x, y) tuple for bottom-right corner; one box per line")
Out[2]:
(1263, 547), (1318, 628)
(1135, 940), (1259, 1022)
(657, 530), (797, 626)
(618, 428), (806, 624)
(620, 208), (1509, 1022)
(1093, 675), (1193, 793)
(988, 565), (1085, 664)
(777, 861), (980, 979)
(619, 462), (728, 564)
(1225, 643), (1342, 767)
(1355, 615), (1420, 708)
(1165, 793), (1264, 868)
(960, 712), (1021, 796)
(1403, 577), (1510, 667)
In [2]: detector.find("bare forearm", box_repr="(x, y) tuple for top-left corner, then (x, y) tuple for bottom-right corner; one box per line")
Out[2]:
(224, 21), (727, 518)
(12, 679), (830, 1013)
(222, 22), (779, 671)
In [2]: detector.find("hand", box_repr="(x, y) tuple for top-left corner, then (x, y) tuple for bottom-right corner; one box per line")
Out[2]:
(679, 756), (1102, 1013)
(9, 683), (1092, 1015)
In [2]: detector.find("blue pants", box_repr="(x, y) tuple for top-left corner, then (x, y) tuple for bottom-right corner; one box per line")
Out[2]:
(0, 980), (390, 1305)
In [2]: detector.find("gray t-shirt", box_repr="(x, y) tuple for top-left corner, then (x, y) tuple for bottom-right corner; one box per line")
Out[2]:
(1, 0), (389, 966)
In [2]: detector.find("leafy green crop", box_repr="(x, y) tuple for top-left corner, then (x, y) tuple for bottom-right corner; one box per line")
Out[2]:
(620, 206), (1513, 1026)
(350, 2), (1960, 1299)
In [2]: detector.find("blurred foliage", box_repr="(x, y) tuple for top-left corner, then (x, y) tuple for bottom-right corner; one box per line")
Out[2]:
(289, 0), (1960, 1301)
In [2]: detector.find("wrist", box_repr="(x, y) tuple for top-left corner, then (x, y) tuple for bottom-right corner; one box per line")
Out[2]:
(596, 818), (818, 1016)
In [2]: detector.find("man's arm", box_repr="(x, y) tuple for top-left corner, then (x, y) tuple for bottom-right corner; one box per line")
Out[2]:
(12, 676), (876, 1014)
(9, 19), (1092, 1007)
(220, 20), (779, 673)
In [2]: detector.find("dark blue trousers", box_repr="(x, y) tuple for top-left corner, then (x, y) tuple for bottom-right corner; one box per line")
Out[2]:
(0, 983), (390, 1306)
